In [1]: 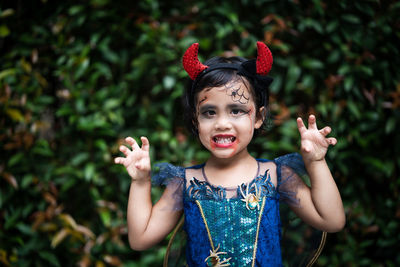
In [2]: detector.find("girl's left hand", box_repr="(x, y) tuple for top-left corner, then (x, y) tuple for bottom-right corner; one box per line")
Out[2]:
(297, 115), (337, 162)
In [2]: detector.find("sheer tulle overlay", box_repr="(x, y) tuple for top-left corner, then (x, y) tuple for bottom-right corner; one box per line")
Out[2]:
(152, 153), (306, 209)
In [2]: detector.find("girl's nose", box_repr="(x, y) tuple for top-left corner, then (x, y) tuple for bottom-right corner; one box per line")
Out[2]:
(214, 115), (232, 130)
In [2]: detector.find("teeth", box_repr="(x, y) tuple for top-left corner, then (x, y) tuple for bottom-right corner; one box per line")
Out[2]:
(214, 137), (235, 144)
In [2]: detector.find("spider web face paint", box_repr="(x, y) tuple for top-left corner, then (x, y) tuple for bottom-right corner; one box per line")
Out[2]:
(224, 83), (250, 104)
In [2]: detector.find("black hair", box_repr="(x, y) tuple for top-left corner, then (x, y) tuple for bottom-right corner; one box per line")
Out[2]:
(183, 56), (270, 136)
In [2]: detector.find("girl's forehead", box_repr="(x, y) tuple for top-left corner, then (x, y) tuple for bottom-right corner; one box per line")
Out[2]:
(197, 80), (253, 103)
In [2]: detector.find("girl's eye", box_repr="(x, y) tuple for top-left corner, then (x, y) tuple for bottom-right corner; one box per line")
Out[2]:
(201, 110), (216, 117)
(231, 109), (247, 115)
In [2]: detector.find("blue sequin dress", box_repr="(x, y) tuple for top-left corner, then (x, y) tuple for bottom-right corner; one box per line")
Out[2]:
(153, 153), (307, 267)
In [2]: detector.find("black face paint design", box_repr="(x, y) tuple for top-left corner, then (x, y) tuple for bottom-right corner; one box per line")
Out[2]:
(225, 84), (250, 104)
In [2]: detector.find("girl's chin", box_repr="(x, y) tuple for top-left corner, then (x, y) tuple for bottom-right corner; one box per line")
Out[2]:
(207, 148), (233, 157)
(208, 147), (248, 160)
(211, 153), (233, 159)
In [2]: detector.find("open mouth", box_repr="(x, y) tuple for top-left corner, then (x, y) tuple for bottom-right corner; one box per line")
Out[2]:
(213, 135), (236, 144)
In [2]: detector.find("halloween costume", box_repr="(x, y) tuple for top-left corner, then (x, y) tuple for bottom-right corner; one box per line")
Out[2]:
(153, 153), (307, 266)
(152, 42), (324, 266)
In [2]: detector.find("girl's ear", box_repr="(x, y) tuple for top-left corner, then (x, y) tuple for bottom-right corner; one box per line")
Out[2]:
(254, 106), (266, 129)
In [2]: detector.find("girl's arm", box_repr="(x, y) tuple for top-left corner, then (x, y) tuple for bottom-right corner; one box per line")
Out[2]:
(289, 115), (345, 232)
(115, 137), (182, 250)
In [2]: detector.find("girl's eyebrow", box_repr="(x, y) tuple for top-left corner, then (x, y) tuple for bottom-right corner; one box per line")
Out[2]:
(198, 103), (250, 111)
(227, 103), (250, 109)
(198, 104), (216, 112)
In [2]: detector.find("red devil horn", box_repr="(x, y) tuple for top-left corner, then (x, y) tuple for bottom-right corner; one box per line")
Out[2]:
(256, 41), (273, 76)
(182, 43), (209, 80)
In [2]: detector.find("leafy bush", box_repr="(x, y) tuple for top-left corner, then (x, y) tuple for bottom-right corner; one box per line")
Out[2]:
(1, 0), (399, 266)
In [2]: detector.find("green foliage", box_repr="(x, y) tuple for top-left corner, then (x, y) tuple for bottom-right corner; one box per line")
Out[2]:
(1, 0), (399, 266)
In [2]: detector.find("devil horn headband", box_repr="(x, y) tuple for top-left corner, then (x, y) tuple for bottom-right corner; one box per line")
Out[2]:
(255, 41), (273, 76)
(182, 41), (273, 80)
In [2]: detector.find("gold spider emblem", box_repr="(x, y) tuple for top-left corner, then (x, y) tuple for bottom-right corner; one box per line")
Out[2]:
(205, 244), (231, 267)
(240, 184), (261, 210)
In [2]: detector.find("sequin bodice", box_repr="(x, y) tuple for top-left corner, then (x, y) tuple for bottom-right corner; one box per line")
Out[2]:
(183, 164), (283, 267)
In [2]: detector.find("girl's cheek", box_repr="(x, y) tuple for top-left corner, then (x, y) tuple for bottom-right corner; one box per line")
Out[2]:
(245, 108), (255, 134)
(198, 125), (214, 150)
(210, 140), (216, 150)
(247, 108), (254, 121)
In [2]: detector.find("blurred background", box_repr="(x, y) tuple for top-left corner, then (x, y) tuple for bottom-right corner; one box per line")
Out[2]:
(1, 0), (399, 266)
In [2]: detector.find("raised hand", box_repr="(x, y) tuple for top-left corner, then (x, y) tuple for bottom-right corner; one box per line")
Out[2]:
(115, 136), (151, 181)
(297, 115), (337, 162)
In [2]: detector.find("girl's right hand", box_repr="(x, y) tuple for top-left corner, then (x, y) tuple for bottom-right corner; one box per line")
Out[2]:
(115, 136), (151, 182)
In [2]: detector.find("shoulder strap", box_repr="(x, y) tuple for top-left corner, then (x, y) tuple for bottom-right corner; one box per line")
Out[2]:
(163, 216), (186, 267)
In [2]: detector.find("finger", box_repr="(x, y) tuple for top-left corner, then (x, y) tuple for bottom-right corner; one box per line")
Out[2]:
(302, 143), (312, 153)
(327, 137), (337, 146)
(140, 136), (150, 152)
(308, 114), (318, 130)
(125, 137), (140, 150)
(114, 157), (125, 164)
(135, 162), (143, 170)
(319, 126), (332, 137)
(297, 117), (307, 135)
(119, 145), (130, 156)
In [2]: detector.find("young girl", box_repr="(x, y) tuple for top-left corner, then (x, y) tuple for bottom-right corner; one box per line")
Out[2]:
(115, 42), (345, 266)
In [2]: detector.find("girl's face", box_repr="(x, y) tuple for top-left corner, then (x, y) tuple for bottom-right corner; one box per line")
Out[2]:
(196, 79), (264, 160)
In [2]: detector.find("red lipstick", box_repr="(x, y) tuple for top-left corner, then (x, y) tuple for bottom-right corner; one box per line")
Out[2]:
(211, 134), (237, 148)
